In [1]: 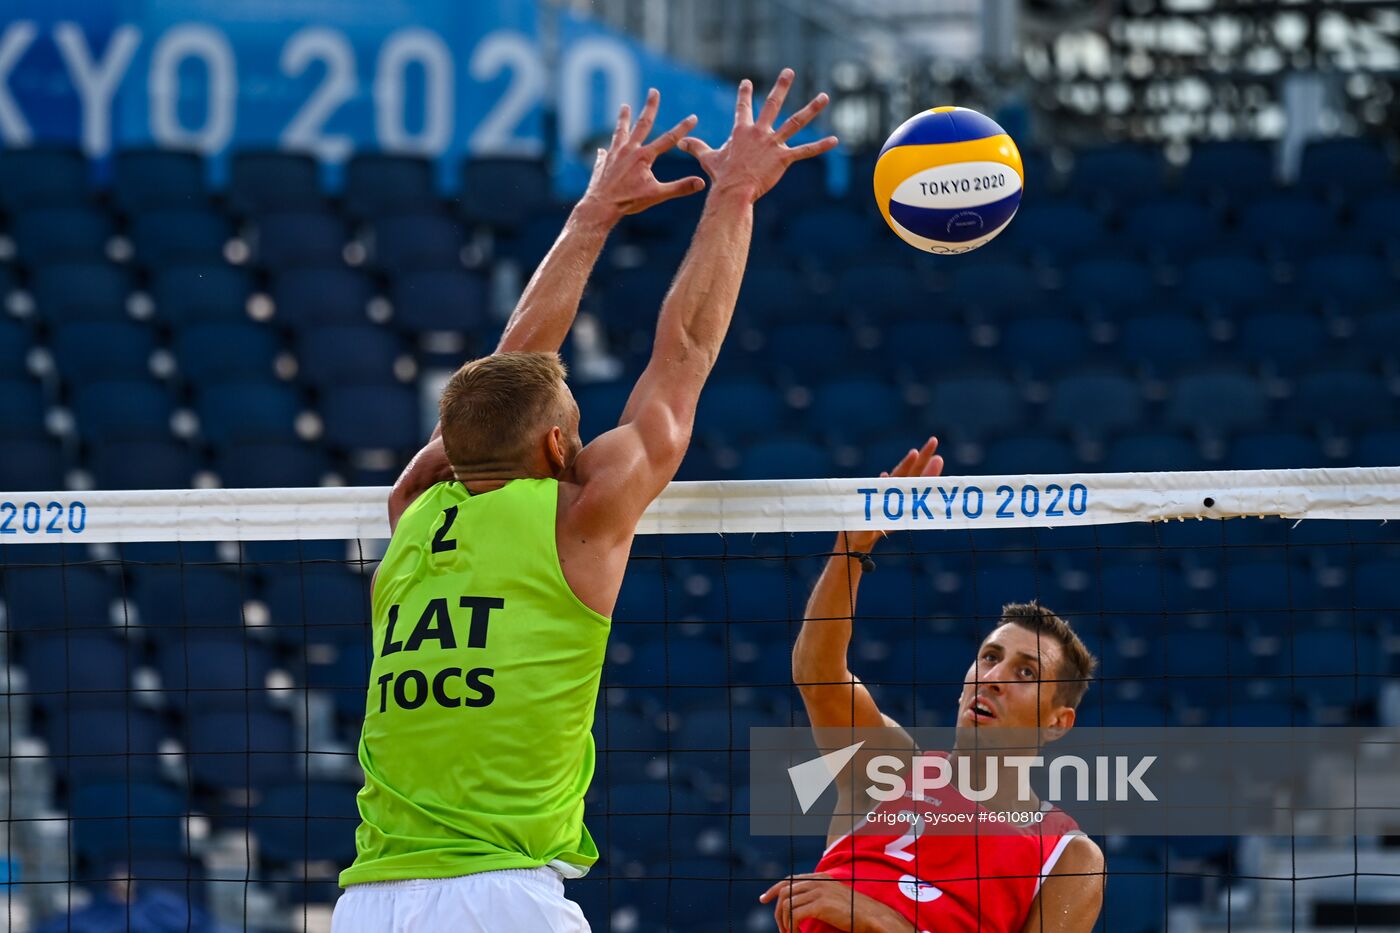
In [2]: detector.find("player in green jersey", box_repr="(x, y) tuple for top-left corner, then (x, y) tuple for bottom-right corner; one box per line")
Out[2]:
(333, 71), (838, 931)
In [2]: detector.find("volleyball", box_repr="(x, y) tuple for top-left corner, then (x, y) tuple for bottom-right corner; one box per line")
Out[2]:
(873, 106), (1024, 254)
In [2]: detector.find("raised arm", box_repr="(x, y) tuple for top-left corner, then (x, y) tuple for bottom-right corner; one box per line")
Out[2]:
(387, 92), (703, 532)
(567, 69), (838, 538)
(793, 438), (943, 740)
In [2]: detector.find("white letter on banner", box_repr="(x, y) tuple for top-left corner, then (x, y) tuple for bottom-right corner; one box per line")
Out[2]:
(0, 22), (37, 144)
(468, 31), (545, 156)
(1049, 755), (1089, 802)
(1003, 755), (1042, 802)
(280, 27), (356, 162)
(55, 23), (141, 157)
(149, 25), (236, 153)
(866, 755), (906, 802)
(559, 36), (638, 158)
(910, 755), (950, 800)
(375, 28), (453, 155)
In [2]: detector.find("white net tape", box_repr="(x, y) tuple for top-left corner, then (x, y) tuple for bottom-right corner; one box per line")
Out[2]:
(3, 467), (1399, 544)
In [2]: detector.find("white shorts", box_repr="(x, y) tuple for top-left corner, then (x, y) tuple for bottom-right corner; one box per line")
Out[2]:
(332, 867), (591, 933)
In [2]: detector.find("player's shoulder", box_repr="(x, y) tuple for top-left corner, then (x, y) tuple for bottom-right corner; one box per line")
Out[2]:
(1052, 834), (1104, 876)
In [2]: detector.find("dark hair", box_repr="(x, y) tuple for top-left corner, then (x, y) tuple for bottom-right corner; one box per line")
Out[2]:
(438, 351), (569, 471)
(1000, 602), (1097, 709)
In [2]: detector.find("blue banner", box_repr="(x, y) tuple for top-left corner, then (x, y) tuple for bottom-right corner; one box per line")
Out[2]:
(0, 0), (788, 194)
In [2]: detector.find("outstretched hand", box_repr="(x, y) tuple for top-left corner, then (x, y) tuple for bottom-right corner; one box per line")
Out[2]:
(841, 436), (943, 556)
(678, 68), (838, 203)
(581, 88), (704, 219)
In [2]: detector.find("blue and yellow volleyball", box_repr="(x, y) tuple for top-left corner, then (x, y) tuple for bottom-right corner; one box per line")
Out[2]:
(873, 106), (1024, 254)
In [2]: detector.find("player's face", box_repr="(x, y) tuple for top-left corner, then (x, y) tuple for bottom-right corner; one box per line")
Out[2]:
(956, 623), (1072, 732)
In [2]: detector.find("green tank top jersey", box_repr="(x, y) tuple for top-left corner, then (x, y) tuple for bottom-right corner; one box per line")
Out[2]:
(340, 478), (611, 886)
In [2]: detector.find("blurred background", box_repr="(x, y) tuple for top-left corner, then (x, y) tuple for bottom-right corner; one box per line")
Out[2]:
(0, 0), (1398, 930)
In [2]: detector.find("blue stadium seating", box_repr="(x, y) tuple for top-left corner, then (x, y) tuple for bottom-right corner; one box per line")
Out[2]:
(391, 268), (489, 335)
(112, 149), (208, 212)
(834, 262), (921, 320)
(929, 374), (1023, 439)
(1048, 371), (1143, 437)
(1227, 431), (1327, 470)
(345, 153), (437, 218)
(0, 318), (28, 371)
(73, 381), (175, 443)
(1001, 200), (1103, 261)
(175, 322), (282, 383)
(948, 260), (1038, 317)
(155, 634), (275, 709)
(260, 565), (369, 646)
(737, 438), (834, 480)
(1297, 253), (1392, 306)
(32, 261), (134, 324)
(214, 441), (329, 488)
(44, 704), (167, 780)
(69, 782), (188, 863)
(14, 207), (112, 264)
(693, 380), (784, 442)
(20, 632), (135, 699)
(253, 781), (359, 866)
(1294, 368), (1391, 430)
(781, 205), (876, 264)
(134, 566), (246, 629)
(3, 565), (116, 629)
(154, 263), (253, 324)
(1104, 433), (1206, 473)
(1125, 201), (1221, 262)
(1067, 144), (1166, 206)
(129, 208), (231, 267)
(980, 435), (1077, 475)
(1066, 258), (1155, 313)
(51, 323), (156, 382)
(1182, 255), (1272, 309)
(1001, 317), (1091, 374)
(272, 267), (374, 329)
(228, 151), (322, 215)
(1166, 370), (1267, 435)
(1178, 141), (1275, 200)
(296, 325), (405, 386)
(0, 439), (64, 489)
(807, 379), (904, 440)
(197, 382), (303, 445)
(184, 707), (294, 789)
(461, 157), (554, 230)
(767, 322), (858, 382)
(1299, 137), (1393, 197)
(372, 211), (467, 273)
(1239, 195), (1336, 258)
(91, 440), (199, 490)
(0, 379), (49, 441)
(321, 384), (422, 450)
(881, 320), (972, 377)
(1235, 310), (1326, 366)
(1119, 315), (1210, 371)
(252, 210), (348, 270)
(0, 147), (89, 211)
(1355, 429), (1400, 467)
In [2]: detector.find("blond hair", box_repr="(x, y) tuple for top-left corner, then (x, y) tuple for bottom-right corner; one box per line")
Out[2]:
(438, 351), (568, 470)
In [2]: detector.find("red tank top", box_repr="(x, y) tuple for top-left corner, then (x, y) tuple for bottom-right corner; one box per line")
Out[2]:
(802, 753), (1081, 933)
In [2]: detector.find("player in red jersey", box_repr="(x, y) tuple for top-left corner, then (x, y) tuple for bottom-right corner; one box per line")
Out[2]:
(761, 437), (1106, 933)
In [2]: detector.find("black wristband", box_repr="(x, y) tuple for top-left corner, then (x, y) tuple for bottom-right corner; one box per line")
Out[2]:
(847, 551), (876, 573)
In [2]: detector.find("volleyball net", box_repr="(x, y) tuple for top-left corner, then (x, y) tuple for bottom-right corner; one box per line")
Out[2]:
(2, 467), (1400, 931)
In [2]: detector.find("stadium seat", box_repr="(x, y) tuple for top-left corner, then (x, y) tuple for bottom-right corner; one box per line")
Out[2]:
(833, 262), (921, 321)
(0, 318), (29, 373)
(767, 323), (858, 381)
(979, 435), (1078, 476)
(929, 375), (1023, 439)
(1235, 310), (1327, 366)
(780, 205), (876, 264)
(0, 147), (88, 211)
(736, 438), (834, 480)
(129, 208), (231, 267)
(270, 267), (374, 329)
(196, 382), (302, 446)
(881, 320), (972, 378)
(947, 261), (1039, 317)
(1226, 431), (1327, 470)
(575, 382), (632, 441)
(1352, 192), (1400, 250)
(1047, 371), (1143, 437)
(1239, 195), (1336, 258)
(371, 211), (467, 273)
(32, 262), (134, 324)
(1000, 317), (1090, 375)
(154, 634), (275, 708)
(1181, 255), (1273, 309)
(1178, 141), (1276, 201)
(1297, 253), (1392, 307)
(73, 381), (175, 443)
(20, 632), (135, 699)
(461, 157), (554, 230)
(133, 565), (247, 630)
(345, 153), (437, 218)
(1166, 371), (1267, 435)
(1103, 433), (1205, 473)
(13, 207), (113, 264)
(692, 380), (784, 442)
(250, 210), (348, 271)
(153, 264), (253, 324)
(1118, 314), (1210, 370)
(296, 325), (405, 386)
(260, 565), (370, 646)
(0, 379), (49, 440)
(1299, 137), (1394, 197)
(1354, 430), (1400, 467)
(43, 704), (166, 780)
(213, 441), (329, 488)
(321, 385), (422, 450)
(1067, 144), (1166, 206)
(228, 151), (322, 215)
(184, 707), (295, 789)
(69, 782), (187, 864)
(175, 322), (282, 383)
(1064, 258), (1154, 312)
(1357, 307), (1400, 363)
(0, 439), (64, 489)
(1293, 368), (1391, 430)
(390, 269), (489, 335)
(1124, 200), (1221, 262)
(807, 379), (904, 440)
(736, 263), (815, 323)
(111, 149), (207, 212)
(51, 323), (156, 383)
(1098, 856), (1166, 933)
(252, 781), (360, 866)
(2, 565), (116, 629)
(1000, 200), (1103, 262)
(91, 440), (199, 490)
